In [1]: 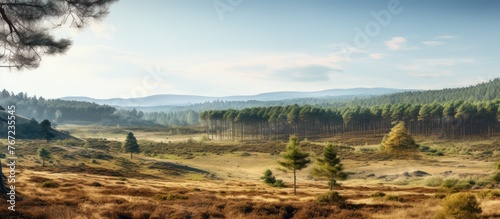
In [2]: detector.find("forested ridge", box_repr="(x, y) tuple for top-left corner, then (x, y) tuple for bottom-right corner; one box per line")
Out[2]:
(349, 78), (500, 106)
(149, 79), (500, 112)
(0, 89), (196, 127)
(0, 90), (116, 122)
(200, 79), (500, 140)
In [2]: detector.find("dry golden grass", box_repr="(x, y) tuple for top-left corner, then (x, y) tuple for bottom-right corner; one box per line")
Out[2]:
(57, 124), (204, 143)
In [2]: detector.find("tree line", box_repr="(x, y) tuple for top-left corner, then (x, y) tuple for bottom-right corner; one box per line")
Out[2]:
(142, 110), (199, 127)
(200, 100), (500, 140)
(0, 89), (200, 127)
(0, 90), (116, 122)
(347, 78), (500, 107)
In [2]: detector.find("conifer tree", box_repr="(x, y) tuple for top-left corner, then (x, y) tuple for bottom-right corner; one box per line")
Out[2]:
(123, 132), (140, 159)
(311, 144), (346, 190)
(381, 121), (418, 155)
(38, 147), (51, 167)
(277, 135), (310, 195)
(261, 169), (276, 185)
(0, 0), (117, 69)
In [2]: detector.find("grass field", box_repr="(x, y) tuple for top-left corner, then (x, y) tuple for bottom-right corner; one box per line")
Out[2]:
(0, 125), (499, 218)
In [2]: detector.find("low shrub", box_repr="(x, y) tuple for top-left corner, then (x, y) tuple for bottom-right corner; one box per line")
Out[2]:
(317, 191), (346, 203)
(419, 146), (430, 152)
(241, 152), (251, 157)
(492, 172), (500, 183)
(39, 180), (60, 188)
(441, 178), (459, 189)
(435, 193), (482, 219)
(261, 169), (285, 187)
(371, 192), (386, 197)
(454, 180), (474, 190)
(90, 182), (102, 187)
(152, 193), (189, 201)
(440, 178), (474, 192)
(426, 177), (444, 187)
(434, 194), (446, 199)
(384, 195), (403, 202)
(273, 179), (286, 188)
(482, 151), (493, 155)
(477, 189), (500, 200)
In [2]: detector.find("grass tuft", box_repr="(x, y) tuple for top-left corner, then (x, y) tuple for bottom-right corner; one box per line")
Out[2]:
(152, 193), (189, 201)
(38, 180), (60, 188)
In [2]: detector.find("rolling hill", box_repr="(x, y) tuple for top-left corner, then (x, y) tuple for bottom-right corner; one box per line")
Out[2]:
(60, 88), (414, 107)
(0, 110), (75, 140)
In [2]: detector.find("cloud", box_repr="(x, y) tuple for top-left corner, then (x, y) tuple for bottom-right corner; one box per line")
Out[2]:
(136, 52), (347, 95)
(385, 37), (407, 50)
(421, 35), (458, 47)
(0, 42), (379, 99)
(407, 71), (452, 78)
(369, 53), (385, 59)
(274, 65), (341, 82)
(329, 44), (385, 61)
(422, 41), (444, 46)
(221, 53), (344, 75)
(415, 58), (474, 66)
(384, 37), (419, 51)
(437, 35), (458, 39)
(327, 43), (369, 62)
(329, 43), (368, 55)
(399, 58), (474, 79)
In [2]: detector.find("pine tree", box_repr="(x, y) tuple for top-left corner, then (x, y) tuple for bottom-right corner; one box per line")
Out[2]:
(381, 121), (418, 155)
(123, 132), (140, 159)
(38, 147), (51, 167)
(40, 119), (55, 142)
(0, 0), (117, 69)
(277, 135), (310, 195)
(40, 119), (51, 130)
(261, 169), (276, 185)
(311, 144), (346, 190)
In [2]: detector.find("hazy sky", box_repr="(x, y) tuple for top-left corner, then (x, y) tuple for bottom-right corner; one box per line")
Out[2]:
(1, 0), (499, 99)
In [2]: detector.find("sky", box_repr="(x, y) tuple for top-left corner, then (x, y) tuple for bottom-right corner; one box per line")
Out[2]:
(1, 0), (499, 99)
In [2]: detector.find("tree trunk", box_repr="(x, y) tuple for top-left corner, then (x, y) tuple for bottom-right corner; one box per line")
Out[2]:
(130, 152), (133, 159)
(293, 168), (297, 195)
(0, 160), (8, 193)
(42, 158), (45, 167)
(330, 177), (333, 191)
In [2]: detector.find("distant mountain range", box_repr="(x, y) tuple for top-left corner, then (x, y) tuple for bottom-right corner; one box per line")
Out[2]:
(59, 88), (416, 107)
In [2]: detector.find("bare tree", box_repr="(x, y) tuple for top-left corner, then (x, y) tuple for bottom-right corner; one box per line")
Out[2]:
(0, 0), (117, 69)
